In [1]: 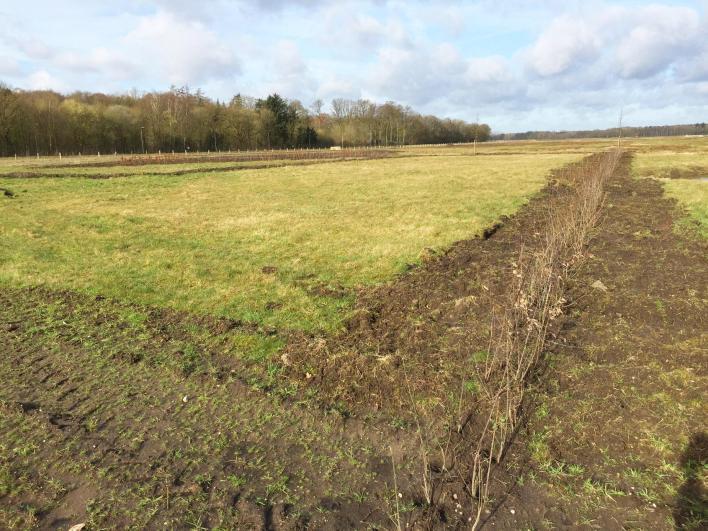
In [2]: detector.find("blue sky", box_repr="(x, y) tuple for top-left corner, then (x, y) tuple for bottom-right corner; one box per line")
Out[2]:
(0, 0), (706, 132)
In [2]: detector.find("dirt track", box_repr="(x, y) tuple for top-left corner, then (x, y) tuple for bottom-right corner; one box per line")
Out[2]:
(487, 154), (707, 529)
(1, 149), (395, 180)
(1, 152), (706, 529)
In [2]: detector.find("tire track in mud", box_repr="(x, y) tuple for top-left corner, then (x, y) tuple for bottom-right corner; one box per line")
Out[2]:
(283, 156), (604, 414)
(276, 153), (622, 527)
(282, 151), (706, 529)
(0, 289), (404, 529)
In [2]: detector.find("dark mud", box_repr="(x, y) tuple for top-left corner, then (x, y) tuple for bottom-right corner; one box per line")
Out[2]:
(0, 151), (394, 180)
(54, 148), (394, 168)
(0, 288), (408, 529)
(666, 166), (708, 179)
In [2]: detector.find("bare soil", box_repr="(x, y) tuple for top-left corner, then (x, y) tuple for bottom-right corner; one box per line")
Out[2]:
(666, 166), (708, 179)
(483, 155), (707, 529)
(1, 150), (395, 180)
(55, 148), (395, 168)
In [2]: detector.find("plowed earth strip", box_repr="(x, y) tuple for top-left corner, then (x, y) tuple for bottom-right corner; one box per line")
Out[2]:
(485, 155), (707, 530)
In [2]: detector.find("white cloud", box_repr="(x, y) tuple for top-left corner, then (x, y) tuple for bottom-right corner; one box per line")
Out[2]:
(147, 0), (340, 18)
(429, 5), (466, 37)
(0, 56), (21, 76)
(320, 7), (411, 53)
(55, 48), (139, 79)
(124, 10), (240, 85)
(7, 36), (54, 61)
(466, 56), (513, 84)
(243, 0), (341, 11)
(370, 41), (519, 108)
(615, 5), (701, 79)
(676, 49), (708, 82)
(274, 41), (307, 78)
(267, 40), (316, 99)
(26, 70), (68, 91)
(524, 15), (601, 76)
(523, 4), (707, 82)
(316, 77), (360, 101)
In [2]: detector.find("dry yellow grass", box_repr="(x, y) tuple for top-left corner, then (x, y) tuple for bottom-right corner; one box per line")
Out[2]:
(0, 152), (580, 331)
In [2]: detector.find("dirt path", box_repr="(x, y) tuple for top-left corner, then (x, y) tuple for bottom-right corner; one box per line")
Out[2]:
(485, 155), (707, 529)
(0, 153), (394, 180)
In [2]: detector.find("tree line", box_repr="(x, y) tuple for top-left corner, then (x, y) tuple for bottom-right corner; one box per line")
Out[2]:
(492, 123), (707, 141)
(0, 84), (490, 157)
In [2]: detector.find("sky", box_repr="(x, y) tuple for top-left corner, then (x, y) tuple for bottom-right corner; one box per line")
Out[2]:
(0, 0), (707, 133)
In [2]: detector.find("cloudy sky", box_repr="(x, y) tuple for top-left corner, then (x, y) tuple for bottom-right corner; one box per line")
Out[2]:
(0, 0), (706, 132)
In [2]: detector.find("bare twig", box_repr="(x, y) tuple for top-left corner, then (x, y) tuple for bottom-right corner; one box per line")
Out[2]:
(466, 150), (622, 527)
(390, 445), (402, 531)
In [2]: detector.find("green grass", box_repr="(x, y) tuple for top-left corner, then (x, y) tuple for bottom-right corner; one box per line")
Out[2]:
(0, 153), (578, 332)
(633, 148), (708, 238)
(663, 179), (708, 237)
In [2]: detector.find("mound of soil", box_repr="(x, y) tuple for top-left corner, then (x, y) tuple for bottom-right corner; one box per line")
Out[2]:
(283, 156), (602, 417)
(52, 148), (394, 168)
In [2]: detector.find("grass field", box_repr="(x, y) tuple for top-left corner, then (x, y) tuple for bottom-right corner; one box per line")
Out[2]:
(663, 179), (708, 237)
(0, 152), (579, 333)
(1, 138), (706, 529)
(632, 144), (708, 236)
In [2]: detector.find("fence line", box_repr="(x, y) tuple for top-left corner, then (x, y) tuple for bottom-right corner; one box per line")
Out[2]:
(2, 141), (479, 164)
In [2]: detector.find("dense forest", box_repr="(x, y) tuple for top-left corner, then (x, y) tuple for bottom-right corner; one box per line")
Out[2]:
(0, 84), (490, 156)
(492, 123), (707, 141)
